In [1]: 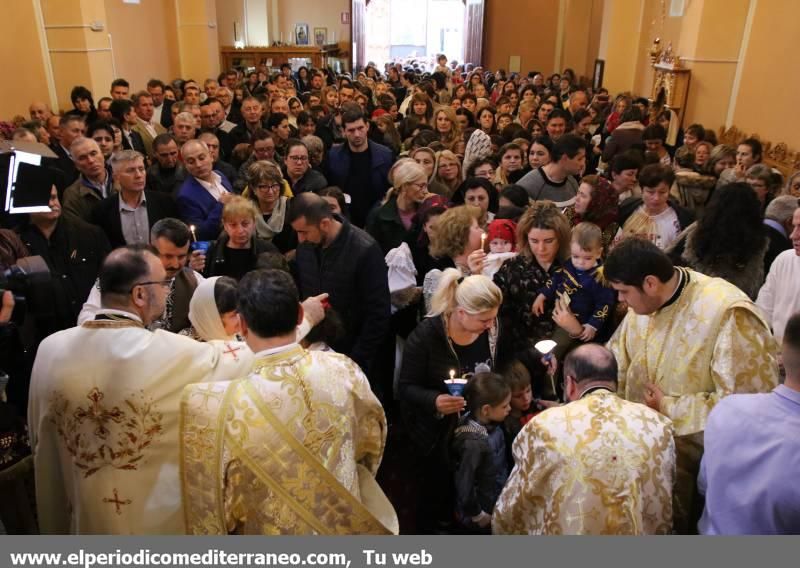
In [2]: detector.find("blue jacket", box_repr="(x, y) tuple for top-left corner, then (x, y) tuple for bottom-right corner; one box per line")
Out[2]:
(325, 141), (393, 226)
(176, 171), (233, 240)
(539, 260), (616, 333)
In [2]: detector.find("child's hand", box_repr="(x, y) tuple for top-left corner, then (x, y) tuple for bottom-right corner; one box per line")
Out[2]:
(579, 324), (597, 342)
(532, 294), (546, 316)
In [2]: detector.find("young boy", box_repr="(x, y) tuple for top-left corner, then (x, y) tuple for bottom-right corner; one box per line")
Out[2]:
(532, 222), (615, 345)
(502, 360), (537, 442)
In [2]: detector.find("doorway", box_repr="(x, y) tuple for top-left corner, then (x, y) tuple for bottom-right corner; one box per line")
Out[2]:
(364, 0), (465, 71)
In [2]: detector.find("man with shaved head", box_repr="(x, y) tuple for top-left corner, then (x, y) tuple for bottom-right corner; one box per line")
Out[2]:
(176, 139), (233, 239)
(29, 101), (52, 122)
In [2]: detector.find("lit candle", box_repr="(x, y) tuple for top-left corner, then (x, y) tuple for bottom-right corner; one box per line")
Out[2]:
(480, 232), (487, 249)
(449, 369), (455, 381)
(190, 225), (197, 242)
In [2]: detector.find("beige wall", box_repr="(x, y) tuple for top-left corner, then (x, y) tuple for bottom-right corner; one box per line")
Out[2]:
(1, 0), (52, 118)
(733, 0), (800, 146)
(484, 0), (560, 75)
(277, 0), (350, 46)
(105, 0), (180, 92)
(216, 0), (246, 46)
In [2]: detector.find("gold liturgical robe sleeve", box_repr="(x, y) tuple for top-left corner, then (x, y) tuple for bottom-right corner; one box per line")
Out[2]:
(658, 307), (778, 433)
(608, 271), (778, 437)
(493, 392), (675, 535)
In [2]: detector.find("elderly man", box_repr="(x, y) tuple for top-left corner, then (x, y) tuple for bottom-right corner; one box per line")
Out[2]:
(762, 195), (798, 274)
(29, 101), (52, 122)
(62, 137), (115, 222)
(197, 131), (237, 186)
(181, 269), (396, 535)
(494, 344), (675, 535)
(698, 312), (800, 534)
(90, 150), (177, 248)
(757, 207), (800, 343)
(605, 237), (778, 533)
(229, 96), (265, 148)
(146, 133), (186, 195)
(199, 98), (234, 159)
(29, 247), (252, 534)
(132, 90), (166, 158)
(171, 111), (196, 147)
(176, 139), (233, 240)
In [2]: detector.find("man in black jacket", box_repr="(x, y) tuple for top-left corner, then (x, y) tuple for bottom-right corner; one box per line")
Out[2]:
(289, 193), (390, 387)
(91, 150), (177, 248)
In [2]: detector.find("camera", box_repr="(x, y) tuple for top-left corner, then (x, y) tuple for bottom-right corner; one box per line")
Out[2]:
(1, 256), (50, 325)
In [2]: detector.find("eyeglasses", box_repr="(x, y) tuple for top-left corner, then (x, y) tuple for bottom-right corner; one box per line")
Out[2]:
(286, 155), (308, 162)
(256, 183), (282, 192)
(130, 279), (172, 292)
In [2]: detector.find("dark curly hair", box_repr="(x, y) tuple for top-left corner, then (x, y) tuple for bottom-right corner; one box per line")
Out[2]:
(693, 182), (766, 266)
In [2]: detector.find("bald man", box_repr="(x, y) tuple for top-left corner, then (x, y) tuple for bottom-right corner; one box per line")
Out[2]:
(175, 140), (233, 240)
(29, 101), (52, 123)
(494, 344), (676, 535)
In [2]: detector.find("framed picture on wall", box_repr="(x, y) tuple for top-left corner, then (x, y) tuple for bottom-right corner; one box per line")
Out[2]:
(295, 23), (309, 46)
(314, 27), (327, 47)
(593, 59), (605, 90)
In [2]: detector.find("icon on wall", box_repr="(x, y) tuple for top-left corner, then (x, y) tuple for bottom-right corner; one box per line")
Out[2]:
(314, 28), (327, 47)
(295, 23), (309, 46)
(341, 12), (350, 24)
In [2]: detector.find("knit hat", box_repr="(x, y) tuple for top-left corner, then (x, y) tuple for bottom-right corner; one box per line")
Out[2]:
(487, 219), (517, 250)
(462, 128), (493, 175)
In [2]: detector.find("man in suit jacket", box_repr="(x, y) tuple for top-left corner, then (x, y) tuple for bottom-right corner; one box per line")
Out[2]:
(62, 138), (115, 223)
(92, 150), (177, 248)
(176, 140), (233, 240)
(763, 195), (798, 274)
(132, 91), (167, 159)
(147, 78), (174, 129)
(110, 98), (147, 156)
(49, 115), (86, 186)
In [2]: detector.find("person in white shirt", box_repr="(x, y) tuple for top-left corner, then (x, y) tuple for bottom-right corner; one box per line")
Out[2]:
(757, 207), (800, 343)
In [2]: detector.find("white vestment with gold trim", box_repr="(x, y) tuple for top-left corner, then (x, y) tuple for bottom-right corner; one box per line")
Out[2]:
(28, 310), (253, 534)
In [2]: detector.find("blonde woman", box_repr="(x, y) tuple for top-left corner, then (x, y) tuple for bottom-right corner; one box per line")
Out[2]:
(367, 160), (431, 253)
(398, 268), (503, 533)
(423, 205), (484, 309)
(434, 149), (463, 197)
(433, 106), (462, 151)
(203, 195), (279, 279)
(410, 146), (450, 196)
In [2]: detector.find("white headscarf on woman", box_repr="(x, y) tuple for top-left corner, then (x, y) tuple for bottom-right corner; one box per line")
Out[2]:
(188, 276), (234, 341)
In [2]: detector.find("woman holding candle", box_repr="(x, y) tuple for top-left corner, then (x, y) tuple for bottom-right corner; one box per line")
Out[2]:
(398, 270), (504, 533)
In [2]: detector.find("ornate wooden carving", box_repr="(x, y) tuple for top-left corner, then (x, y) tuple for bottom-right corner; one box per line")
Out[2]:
(718, 125), (800, 178)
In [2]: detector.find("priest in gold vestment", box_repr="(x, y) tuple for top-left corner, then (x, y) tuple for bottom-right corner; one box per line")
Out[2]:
(493, 345), (675, 535)
(181, 269), (398, 535)
(604, 239), (778, 533)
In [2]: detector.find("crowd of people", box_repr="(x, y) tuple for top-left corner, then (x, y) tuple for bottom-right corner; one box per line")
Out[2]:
(1, 54), (798, 535)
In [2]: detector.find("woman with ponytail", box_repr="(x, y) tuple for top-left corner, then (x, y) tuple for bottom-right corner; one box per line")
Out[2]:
(399, 269), (504, 533)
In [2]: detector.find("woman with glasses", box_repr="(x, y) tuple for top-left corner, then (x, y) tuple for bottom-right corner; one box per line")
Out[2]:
(242, 160), (297, 255)
(283, 139), (327, 195)
(203, 196), (279, 279)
